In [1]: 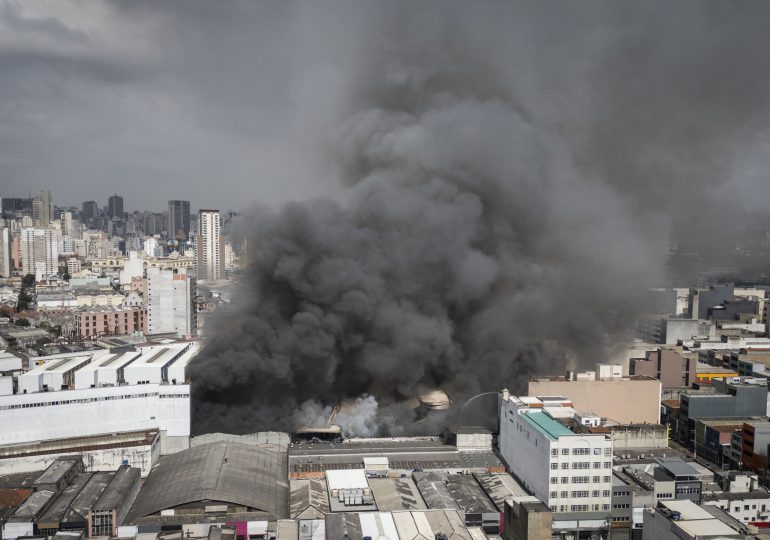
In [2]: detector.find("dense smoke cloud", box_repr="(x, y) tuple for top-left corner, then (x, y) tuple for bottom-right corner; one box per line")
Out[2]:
(190, 1), (770, 435)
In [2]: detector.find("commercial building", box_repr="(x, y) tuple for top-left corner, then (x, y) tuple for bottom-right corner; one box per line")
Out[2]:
(678, 379), (767, 444)
(0, 344), (194, 462)
(74, 305), (147, 338)
(498, 393), (613, 527)
(702, 491), (770, 526)
(88, 465), (141, 537)
(146, 267), (196, 337)
(630, 348), (697, 388)
(32, 191), (53, 228)
(528, 371), (661, 425)
(107, 195), (123, 220)
(502, 496), (551, 540)
(125, 441), (289, 525)
(642, 499), (747, 539)
(167, 201), (190, 241)
(80, 201), (98, 224)
(740, 420), (770, 472)
(197, 210), (224, 281)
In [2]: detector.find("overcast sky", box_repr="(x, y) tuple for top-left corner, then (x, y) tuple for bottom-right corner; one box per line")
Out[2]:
(2, 1), (770, 213)
(0, 1), (355, 211)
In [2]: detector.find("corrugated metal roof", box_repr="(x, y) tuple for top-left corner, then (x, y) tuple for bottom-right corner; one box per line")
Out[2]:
(289, 479), (329, 519)
(125, 441), (288, 521)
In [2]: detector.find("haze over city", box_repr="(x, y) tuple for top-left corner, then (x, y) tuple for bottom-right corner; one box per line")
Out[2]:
(3, 2), (770, 539)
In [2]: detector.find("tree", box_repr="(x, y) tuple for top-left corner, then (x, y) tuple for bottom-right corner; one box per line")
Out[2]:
(21, 274), (35, 288)
(14, 318), (30, 327)
(16, 290), (32, 312)
(63, 272), (71, 281)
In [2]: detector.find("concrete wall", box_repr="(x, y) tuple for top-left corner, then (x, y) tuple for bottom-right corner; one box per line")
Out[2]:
(0, 441), (158, 477)
(611, 426), (667, 450)
(528, 378), (661, 424)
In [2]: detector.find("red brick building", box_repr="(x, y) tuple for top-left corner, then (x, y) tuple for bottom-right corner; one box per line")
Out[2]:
(75, 305), (147, 338)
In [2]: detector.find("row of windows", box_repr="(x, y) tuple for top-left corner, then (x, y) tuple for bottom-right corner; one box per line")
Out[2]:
(552, 448), (611, 457)
(551, 476), (612, 485)
(0, 391), (188, 410)
(553, 491), (609, 499)
(551, 504), (609, 512)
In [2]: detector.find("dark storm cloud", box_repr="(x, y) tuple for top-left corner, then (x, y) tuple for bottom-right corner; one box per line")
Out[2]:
(188, 1), (770, 435)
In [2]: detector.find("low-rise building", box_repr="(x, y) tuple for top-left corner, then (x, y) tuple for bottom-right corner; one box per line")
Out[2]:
(74, 305), (147, 338)
(642, 499), (749, 539)
(702, 490), (770, 525)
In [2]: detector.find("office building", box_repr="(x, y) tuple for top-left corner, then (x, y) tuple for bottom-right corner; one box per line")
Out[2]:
(107, 195), (124, 220)
(146, 267), (196, 337)
(81, 200), (98, 223)
(498, 392), (613, 525)
(167, 200), (190, 241)
(630, 348), (697, 388)
(197, 209), (224, 281)
(32, 191), (53, 227)
(678, 379), (767, 443)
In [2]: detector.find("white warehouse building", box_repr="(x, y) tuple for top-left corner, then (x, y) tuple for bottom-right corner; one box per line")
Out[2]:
(0, 342), (197, 475)
(499, 391), (613, 532)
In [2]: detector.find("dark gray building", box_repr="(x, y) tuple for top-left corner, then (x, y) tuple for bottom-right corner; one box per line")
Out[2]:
(679, 380), (768, 444)
(81, 201), (98, 223)
(167, 200), (190, 241)
(107, 194), (124, 220)
(690, 283), (735, 320)
(89, 466), (140, 538)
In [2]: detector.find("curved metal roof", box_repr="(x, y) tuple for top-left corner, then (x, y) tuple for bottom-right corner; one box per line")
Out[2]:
(126, 441), (288, 521)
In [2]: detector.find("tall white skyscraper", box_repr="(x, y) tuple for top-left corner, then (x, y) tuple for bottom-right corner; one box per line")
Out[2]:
(197, 209), (224, 281)
(20, 228), (59, 279)
(146, 266), (197, 337)
(0, 227), (11, 278)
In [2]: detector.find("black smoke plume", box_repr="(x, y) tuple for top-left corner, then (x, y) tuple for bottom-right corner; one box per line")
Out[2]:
(190, 1), (770, 436)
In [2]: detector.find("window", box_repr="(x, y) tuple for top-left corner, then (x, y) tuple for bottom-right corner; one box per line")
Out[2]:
(561, 463), (569, 469)
(550, 491), (558, 499)
(604, 476), (611, 483)
(571, 491), (589, 498)
(551, 463), (558, 470)
(561, 477), (569, 484)
(562, 449), (570, 455)
(592, 490), (599, 497)
(573, 448), (590, 455)
(604, 448), (611, 456)
(603, 490), (611, 497)
(551, 449), (558, 457)
(551, 477), (559, 484)
(603, 462), (611, 468)
(593, 462), (601, 469)
(561, 491), (568, 498)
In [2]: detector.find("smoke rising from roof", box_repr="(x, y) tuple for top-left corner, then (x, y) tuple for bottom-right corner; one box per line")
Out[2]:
(190, 1), (770, 435)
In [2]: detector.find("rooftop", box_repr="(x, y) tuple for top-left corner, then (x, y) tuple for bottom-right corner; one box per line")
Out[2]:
(125, 441), (289, 522)
(93, 466), (139, 511)
(522, 411), (574, 440)
(34, 456), (82, 487)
